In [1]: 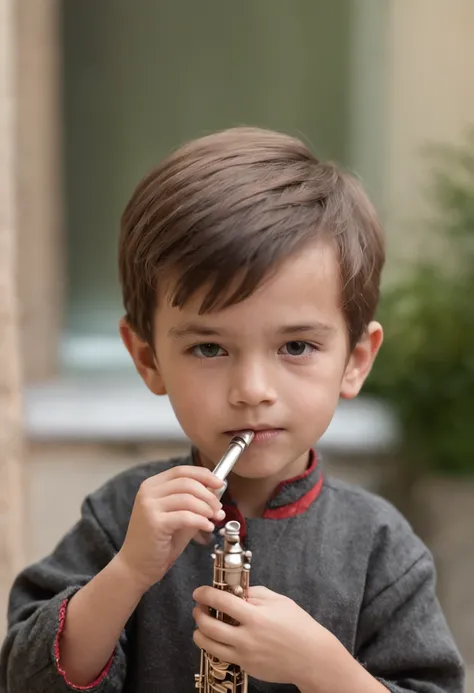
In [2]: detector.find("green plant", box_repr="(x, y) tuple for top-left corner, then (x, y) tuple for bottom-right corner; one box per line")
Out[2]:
(364, 129), (474, 476)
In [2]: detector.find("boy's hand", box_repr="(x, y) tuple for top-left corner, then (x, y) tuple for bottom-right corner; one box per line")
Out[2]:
(192, 585), (356, 692)
(116, 466), (225, 592)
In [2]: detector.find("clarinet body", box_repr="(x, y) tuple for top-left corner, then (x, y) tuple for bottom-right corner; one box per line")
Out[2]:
(195, 520), (252, 692)
(195, 431), (254, 692)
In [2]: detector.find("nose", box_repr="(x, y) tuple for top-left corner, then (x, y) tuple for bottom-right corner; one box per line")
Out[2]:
(228, 359), (277, 407)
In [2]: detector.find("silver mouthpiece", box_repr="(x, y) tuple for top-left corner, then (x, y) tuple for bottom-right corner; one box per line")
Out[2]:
(212, 431), (254, 499)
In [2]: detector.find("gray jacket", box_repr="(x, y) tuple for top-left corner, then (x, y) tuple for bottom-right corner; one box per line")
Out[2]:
(0, 453), (465, 692)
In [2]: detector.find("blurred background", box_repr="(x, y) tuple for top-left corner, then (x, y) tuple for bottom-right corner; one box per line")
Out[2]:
(1, 0), (473, 686)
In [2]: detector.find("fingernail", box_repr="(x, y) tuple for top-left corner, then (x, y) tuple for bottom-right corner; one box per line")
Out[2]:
(216, 509), (226, 520)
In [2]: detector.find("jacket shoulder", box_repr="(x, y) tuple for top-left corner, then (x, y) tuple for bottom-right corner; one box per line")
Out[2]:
(322, 475), (428, 589)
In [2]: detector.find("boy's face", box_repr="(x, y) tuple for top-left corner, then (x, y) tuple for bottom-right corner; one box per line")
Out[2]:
(121, 241), (383, 481)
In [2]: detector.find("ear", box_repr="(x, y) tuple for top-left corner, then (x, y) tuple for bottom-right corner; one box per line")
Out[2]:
(119, 317), (167, 395)
(340, 321), (383, 399)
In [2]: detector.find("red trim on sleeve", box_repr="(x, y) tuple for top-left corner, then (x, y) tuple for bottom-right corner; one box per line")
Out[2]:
(54, 598), (114, 690)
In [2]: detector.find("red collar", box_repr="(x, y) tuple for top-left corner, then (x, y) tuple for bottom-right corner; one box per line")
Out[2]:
(193, 448), (324, 540)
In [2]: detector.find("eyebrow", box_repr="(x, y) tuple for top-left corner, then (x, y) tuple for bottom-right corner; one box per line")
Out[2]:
(168, 322), (336, 339)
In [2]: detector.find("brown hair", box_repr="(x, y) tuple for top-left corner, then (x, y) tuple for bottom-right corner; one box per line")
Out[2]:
(119, 127), (385, 350)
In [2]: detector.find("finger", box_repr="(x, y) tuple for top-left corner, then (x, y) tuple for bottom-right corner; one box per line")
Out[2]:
(193, 586), (253, 623)
(247, 585), (289, 607)
(161, 510), (215, 534)
(158, 493), (226, 521)
(247, 585), (276, 599)
(193, 605), (238, 646)
(193, 629), (237, 666)
(156, 477), (224, 513)
(167, 465), (224, 489)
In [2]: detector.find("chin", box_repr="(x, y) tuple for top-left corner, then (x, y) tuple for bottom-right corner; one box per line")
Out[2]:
(232, 468), (270, 480)
(232, 458), (287, 480)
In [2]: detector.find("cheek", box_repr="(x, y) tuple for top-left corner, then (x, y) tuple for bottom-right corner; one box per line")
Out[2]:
(163, 361), (222, 427)
(291, 378), (341, 420)
(281, 361), (346, 429)
(292, 368), (342, 437)
(284, 354), (346, 398)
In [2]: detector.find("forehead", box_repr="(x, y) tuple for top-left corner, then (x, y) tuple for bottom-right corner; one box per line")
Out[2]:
(156, 241), (343, 328)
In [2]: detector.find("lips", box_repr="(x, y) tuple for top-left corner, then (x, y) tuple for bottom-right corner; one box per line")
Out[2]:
(226, 427), (282, 435)
(225, 428), (283, 443)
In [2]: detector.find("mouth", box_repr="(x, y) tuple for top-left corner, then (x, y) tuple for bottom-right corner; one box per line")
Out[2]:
(225, 428), (284, 444)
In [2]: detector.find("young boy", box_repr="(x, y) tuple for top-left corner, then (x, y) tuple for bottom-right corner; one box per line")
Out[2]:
(0, 127), (464, 693)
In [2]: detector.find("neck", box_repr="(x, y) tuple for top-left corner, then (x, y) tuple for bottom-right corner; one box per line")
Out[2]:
(226, 474), (278, 518)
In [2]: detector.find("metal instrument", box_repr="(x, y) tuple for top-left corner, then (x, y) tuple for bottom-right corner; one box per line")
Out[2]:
(195, 431), (254, 692)
(195, 520), (252, 692)
(212, 431), (254, 500)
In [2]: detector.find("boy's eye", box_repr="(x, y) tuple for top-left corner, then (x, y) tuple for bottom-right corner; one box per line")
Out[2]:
(281, 341), (315, 356)
(193, 343), (224, 358)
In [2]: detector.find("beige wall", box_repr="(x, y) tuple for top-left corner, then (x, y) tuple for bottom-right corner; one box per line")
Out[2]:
(385, 0), (474, 265)
(349, 0), (474, 271)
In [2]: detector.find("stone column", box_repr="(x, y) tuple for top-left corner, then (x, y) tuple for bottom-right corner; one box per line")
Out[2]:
(15, 0), (63, 382)
(0, 0), (26, 629)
